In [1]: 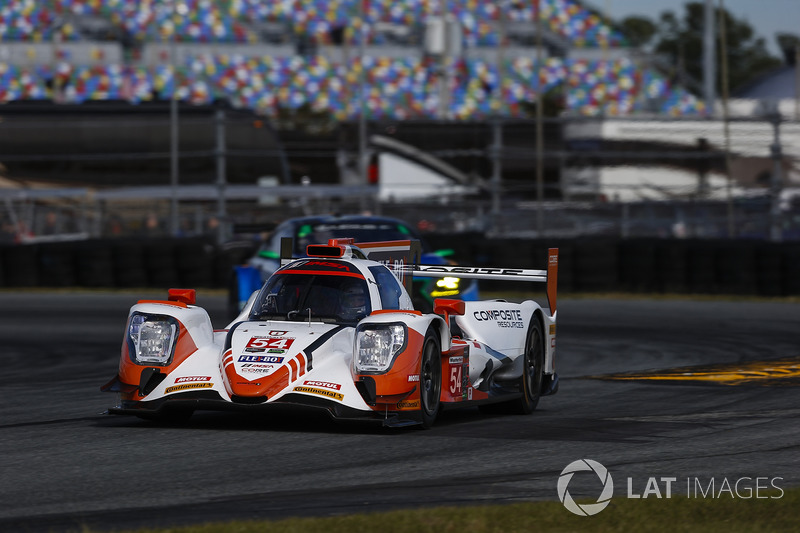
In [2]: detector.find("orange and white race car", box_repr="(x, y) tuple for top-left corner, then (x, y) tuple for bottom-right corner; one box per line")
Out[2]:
(102, 238), (559, 428)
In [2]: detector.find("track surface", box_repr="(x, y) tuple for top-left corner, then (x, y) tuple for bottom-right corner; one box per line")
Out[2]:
(1, 292), (798, 532)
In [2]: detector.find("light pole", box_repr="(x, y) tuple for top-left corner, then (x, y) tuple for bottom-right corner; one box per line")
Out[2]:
(169, 0), (180, 236)
(535, 0), (544, 236)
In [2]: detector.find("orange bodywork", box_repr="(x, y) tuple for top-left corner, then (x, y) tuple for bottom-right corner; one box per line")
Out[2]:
(223, 351), (308, 400)
(356, 327), (425, 411)
(117, 317), (198, 401)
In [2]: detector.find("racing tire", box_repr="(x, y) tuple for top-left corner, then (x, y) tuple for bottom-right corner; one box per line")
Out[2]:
(515, 317), (545, 414)
(419, 328), (442, 428)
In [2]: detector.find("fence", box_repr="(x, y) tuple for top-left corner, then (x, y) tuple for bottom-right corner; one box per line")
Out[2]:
(0, 106), (799, 242)
(1, 236), (799, 299)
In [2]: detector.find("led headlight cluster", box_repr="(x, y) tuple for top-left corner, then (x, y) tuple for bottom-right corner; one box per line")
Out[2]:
(355, 323), (406, 373)
(128, 313), (178, 365)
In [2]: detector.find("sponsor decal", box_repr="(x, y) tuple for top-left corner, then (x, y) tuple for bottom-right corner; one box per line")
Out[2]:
(293, 386), (344, 401)
(241, 363), (275, 369)
(240, 368), (275, 374)
(422, 266), (526, 275)
(165, 382), (213, 393)
(174, 376), (211, 384)
(408, 374), (420, 382)
(304, 260), (348, 270)
(269, 330), (288, 336)
(303, 380), (341, 391)
(238, 355), (284, 363)
(246, 336), (295, 351)
(550, 255), (558, 265)
(550, 325), (556, 335)
(397, 399), (420, 409)
(473, 309), (524, 328)
(448, 356), (463, 364)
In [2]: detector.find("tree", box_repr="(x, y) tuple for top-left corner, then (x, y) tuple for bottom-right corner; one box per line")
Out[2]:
(776, 33), (800, 65)
(620, 16), (657, 49)
(630, 2), (781, 94)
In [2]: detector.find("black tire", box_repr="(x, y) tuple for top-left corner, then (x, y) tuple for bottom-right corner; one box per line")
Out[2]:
(515, 317), (545, 414)
(419, 329), (442, 428)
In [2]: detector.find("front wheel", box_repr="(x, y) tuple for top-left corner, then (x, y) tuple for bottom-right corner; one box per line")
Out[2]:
(515, 317), (545, 414)
(419, 329), (442, 428)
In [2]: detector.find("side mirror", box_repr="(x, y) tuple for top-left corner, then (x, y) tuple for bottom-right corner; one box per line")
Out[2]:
(168, 288), (196, 306)
(433, 298), (465, 325)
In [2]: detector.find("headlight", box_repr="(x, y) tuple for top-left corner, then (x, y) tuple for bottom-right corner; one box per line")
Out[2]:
(355, 323), (406, 373)
(128, 313), (178, 365)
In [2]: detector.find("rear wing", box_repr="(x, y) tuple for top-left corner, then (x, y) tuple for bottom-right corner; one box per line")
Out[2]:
(400, 248), (559, 313)
(280, 237), (558, 313)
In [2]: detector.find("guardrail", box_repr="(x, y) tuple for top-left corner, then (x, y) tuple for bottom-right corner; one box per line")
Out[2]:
(1, 236), (798, 298)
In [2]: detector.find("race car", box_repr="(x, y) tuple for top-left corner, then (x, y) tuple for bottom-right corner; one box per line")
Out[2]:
(229, 214), (479, 317)
(102, 238), (559, 428)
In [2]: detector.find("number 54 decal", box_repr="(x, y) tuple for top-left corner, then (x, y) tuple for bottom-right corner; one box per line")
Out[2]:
(247, 337), (295, 350)
(449, 366), (462, 395)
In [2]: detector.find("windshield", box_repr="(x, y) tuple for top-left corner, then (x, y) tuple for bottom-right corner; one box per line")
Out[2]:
(250, 272), (371, 324)
(293, 222), (419, 255)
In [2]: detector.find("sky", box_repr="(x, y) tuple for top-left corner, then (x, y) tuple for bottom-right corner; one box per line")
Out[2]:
(602, 0), (799, 58)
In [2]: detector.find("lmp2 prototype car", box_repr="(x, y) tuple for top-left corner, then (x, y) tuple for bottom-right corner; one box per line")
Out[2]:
(102, 238), (559, 428)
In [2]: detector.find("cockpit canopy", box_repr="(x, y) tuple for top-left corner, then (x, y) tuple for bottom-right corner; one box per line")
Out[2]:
(249, 269), (371, 324)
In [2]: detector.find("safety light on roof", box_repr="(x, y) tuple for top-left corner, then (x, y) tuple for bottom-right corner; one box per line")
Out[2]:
(306, 244), (346, 257)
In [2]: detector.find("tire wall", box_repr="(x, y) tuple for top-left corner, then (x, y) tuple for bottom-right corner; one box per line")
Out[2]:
(0, 237), (797, 297)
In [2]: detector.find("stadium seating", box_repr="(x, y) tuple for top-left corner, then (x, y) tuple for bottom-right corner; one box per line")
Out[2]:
(0, 0), (701, 116)
(1, 0), (625, 46)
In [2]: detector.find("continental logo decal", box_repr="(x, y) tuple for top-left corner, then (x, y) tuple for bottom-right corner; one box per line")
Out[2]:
(397, 399), (420, 409)
(293, 386), (344, 401)
(550, 325), (556, 335)
(165, 382), (213, 393)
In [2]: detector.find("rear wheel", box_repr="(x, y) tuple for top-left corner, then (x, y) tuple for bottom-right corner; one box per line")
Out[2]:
(515, 317), (544, 414)
(419, 329), (441, 428)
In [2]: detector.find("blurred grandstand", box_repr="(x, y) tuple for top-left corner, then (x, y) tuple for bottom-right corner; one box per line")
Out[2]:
(0, 0), (797, 243)
(0, 0), (702, 116)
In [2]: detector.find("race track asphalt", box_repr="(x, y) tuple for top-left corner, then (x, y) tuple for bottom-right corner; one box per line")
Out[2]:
(0, 291), (798, 532)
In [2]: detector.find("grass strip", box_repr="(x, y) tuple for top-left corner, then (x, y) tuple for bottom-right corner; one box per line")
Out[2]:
(100, 487), (797, 533)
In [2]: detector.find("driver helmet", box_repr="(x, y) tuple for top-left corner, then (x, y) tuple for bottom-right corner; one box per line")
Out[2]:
(340, 281), (366, 318)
